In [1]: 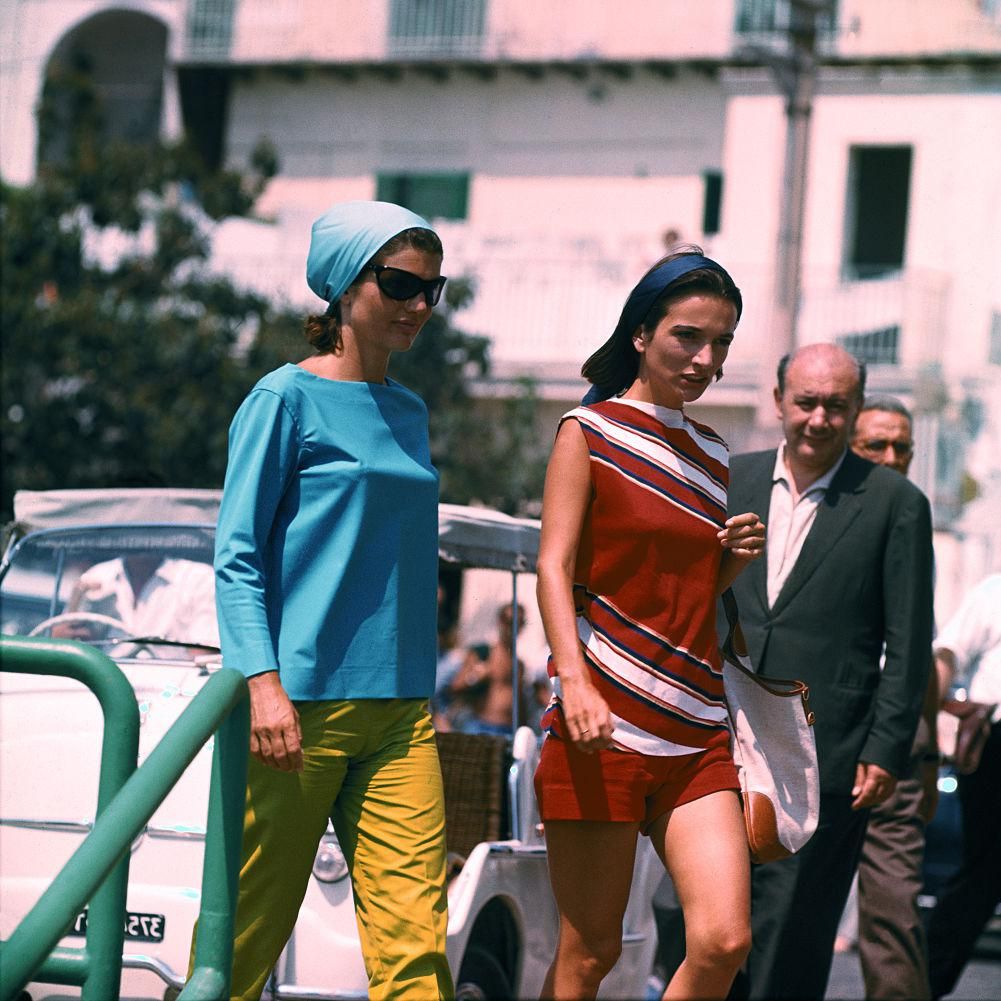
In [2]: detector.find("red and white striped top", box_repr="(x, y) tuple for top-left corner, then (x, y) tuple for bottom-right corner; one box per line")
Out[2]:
(543, 398), (730, 755)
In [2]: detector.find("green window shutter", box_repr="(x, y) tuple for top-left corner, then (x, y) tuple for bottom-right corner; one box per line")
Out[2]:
(376, 173), (469, 221)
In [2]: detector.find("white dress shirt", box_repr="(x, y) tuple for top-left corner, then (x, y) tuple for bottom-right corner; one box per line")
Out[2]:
(766, 445), (848, 607)
(72, 557), (219, 647)
(935, 573), (1001, 722)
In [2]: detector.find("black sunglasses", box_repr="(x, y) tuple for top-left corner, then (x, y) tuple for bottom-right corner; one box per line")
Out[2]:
(365, 265), (447, 307)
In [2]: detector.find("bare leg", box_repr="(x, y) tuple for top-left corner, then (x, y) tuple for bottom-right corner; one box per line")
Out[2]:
(648, 790), (750, 1001)
(541, 820), (640, 1000)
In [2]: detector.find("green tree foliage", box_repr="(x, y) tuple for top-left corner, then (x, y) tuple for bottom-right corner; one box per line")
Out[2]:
(1, 62), (302, 520)
(389, 280), (548, 515)
(1, 62), (547, 523)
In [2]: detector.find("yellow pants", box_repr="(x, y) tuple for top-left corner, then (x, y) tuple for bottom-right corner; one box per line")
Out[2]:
(224, 698), (453, 1001)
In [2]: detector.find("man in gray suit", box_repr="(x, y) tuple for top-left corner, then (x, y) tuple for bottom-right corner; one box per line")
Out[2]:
(728, 344), (935, 1000)
(852, 396), (939, 1000)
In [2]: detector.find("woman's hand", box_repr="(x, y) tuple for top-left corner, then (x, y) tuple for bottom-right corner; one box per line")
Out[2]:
(717, 512), (766, 593)
(248, 671), (303, 772)
(718, 512), (765, 561)
(559, 672), (614, 753)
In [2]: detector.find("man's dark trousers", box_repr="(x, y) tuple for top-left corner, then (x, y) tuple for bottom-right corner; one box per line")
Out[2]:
(729, 796), (870, 1000)
(857, 744), (931, 999)
(927, 722), (1001, 998)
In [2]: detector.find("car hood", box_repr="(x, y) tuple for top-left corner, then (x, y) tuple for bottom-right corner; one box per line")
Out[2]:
(0, 661), (215, 832)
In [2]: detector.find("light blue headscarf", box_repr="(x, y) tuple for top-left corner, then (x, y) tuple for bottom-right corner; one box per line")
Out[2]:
(306, 200), (435, 304)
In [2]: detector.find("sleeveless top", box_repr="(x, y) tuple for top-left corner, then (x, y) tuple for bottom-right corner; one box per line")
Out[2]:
(542, 398), (730, 755)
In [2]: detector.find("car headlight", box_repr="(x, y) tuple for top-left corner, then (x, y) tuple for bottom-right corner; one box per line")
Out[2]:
(312, 832), (349, 883)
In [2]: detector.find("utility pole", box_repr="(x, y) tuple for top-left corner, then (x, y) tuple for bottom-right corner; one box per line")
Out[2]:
(752, 0), (831, 434)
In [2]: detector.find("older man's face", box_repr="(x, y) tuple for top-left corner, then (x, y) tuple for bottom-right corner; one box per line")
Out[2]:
(775, 351), (862, 477)
(852, 409), (914, 476)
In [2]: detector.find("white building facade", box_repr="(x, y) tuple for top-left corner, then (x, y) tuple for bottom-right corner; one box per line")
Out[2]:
(3, 0), (1001, 608)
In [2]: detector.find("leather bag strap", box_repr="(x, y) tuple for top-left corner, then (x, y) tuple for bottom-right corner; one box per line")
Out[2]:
(721, 589), (810, 700)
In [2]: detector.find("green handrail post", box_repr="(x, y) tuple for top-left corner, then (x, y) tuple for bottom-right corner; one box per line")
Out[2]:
(32, 947), (91, 985)
(0, 643), (247, 1001)
(0, 636), (139, 1001)
(180, 674), (249, 1001)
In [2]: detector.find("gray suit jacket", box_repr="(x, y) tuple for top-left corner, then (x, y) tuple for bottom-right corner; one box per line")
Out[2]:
(727, 449), (935, 795)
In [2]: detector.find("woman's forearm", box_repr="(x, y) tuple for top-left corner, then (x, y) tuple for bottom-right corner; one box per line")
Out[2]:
(536, 559), (589, 684)
(717, 550), (745, 595)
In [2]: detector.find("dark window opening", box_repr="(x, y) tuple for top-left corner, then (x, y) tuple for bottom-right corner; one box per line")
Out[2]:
(844, 145), (912, 280)
(38, 11), (167, 170)
(178, 68), (231, 171)
(702, 171), (723, 236)
(377, 173), (470, 221)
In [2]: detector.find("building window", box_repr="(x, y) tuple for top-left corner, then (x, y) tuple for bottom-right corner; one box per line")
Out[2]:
(989, 311), (1001, 365)
(836, 325), (900, 365)
(702, 171), (723, 236)
(388, 0), (487, 57)
(39, 11), (167, 168)
(178, 68), (230, 170)
(186, 0), (237, 60)
(734, 0), (838, 34)
(843, 145), (912, 281)
(377, 173), (470, 221)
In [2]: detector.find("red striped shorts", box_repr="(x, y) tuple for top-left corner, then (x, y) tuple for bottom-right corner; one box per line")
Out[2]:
(534, 728), (738, 835)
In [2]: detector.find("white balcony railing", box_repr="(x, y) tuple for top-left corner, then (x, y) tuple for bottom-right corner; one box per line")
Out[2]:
(209, 223), (950, 389)
(184, 0), (1001, 65)
(386, 0), (488, 59)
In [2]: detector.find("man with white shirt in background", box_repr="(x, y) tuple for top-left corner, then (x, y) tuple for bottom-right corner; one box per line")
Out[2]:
(55, 551), (219, 650)
(50, 471), (219, 651)
(925, 573), (1001, 999)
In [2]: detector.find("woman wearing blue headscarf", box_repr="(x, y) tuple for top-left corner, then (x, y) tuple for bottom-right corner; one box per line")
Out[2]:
(208, 201), (453, 1000)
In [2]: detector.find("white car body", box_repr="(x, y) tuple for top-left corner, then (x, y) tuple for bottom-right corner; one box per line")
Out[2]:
(0, 489), (660, 1000)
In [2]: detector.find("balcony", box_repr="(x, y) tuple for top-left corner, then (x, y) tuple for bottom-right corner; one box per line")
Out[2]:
(180, 0), (1001, 66)
(386, 0), (488, 59)
(208, 219), (950, 394)
(443, 255), (949, 385)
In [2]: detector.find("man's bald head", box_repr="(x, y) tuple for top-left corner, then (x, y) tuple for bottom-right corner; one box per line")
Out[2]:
(777, 344), (866, 403)
(774, 344), (866, 481)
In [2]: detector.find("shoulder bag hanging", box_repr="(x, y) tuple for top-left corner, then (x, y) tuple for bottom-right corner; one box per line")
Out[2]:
(720, 588), (820, 864)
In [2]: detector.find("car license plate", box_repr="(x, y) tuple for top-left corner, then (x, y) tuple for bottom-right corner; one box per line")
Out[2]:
(69, 909), (165, 942)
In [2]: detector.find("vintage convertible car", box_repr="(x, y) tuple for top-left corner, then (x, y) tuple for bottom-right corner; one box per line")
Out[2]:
(0, 489), (660, 1000)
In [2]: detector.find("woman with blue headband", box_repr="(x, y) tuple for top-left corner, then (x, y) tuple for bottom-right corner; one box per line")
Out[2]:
(204, 201), (453, 1000)
(534, 248), (765, 1000)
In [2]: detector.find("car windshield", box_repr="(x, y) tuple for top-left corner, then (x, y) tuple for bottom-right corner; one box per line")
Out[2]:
(0, 525), (218, 654)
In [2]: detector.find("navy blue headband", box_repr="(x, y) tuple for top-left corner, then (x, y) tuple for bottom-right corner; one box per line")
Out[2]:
(582, 254), (739, 404)
(618, 254), (737, 340)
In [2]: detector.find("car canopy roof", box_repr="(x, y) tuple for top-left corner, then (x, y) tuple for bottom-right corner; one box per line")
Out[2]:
(13, 489), (222, 532)
(11, 490), (539, 573)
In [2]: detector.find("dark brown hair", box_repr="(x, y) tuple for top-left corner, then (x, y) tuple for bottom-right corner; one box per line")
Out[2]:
(304, 227), (444, 354)
(581, 245), (742, 399)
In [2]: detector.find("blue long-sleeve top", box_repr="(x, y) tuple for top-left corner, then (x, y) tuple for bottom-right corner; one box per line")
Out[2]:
(214, 364), (439, 700)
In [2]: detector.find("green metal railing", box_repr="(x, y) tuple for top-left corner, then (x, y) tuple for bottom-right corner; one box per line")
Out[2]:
(0, 636), (248, 1001)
